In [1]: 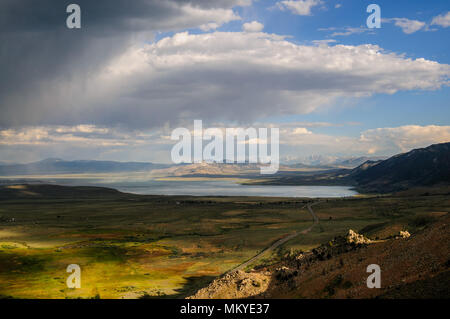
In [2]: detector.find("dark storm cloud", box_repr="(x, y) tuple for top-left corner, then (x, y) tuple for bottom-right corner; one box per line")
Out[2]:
(0, 0), (244, 127)
(0, 0), (243, 32)
(1, 1), (448, 132)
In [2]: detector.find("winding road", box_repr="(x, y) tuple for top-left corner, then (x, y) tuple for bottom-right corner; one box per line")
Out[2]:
(228, 201), (320, 273)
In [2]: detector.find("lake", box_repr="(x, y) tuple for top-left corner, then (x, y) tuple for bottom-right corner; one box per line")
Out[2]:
(88, 180), (358, 198)
(1, 177), (358, 198)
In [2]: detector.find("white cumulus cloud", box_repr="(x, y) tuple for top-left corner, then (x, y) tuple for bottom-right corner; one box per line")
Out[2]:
(1, 124), (449, 163)
(431, 11), (450, 28)
(4, 31), (450, 129)
(243, 21), (264, 32)
(279, 124), (450, 158)
(359, 125), (450, 153)
(276, 0), (322, 16)
(384, 18), (426, 34)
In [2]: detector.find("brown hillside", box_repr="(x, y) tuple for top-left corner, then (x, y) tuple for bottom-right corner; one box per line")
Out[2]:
(190, 214), (450, 299)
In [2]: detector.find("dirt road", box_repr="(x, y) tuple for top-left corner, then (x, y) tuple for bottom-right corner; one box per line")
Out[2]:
(228, 202), (320, 272)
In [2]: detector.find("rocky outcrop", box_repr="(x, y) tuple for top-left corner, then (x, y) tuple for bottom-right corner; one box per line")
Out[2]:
(189, 229), (375, 299)
(188, 270), (270, 299)
(398, 230), (411, 239)
(346, 229), (372, 245)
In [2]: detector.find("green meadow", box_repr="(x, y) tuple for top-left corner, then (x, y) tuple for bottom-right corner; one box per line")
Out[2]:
(0, 187), (448, 299)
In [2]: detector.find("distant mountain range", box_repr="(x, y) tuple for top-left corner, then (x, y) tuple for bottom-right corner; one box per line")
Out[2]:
(0, 158), (169, 176)
(350, 142), (450, 193)
(282, 155), (386, 167)
(0, 155), (383, 177)
(334, 156), (386, 168)
(151, 162), (263, 177)
(250, 143), (450, 193)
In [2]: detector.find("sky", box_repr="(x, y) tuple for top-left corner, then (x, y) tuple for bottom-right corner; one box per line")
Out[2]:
(0, 0), (449, 164)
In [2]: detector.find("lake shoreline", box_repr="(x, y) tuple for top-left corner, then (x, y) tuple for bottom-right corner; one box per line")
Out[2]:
(1, 177), (359, 198)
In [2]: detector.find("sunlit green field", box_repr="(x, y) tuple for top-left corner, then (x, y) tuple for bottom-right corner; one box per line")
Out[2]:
(0, 192), (314, 298)
(0, 187), (448, 299)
